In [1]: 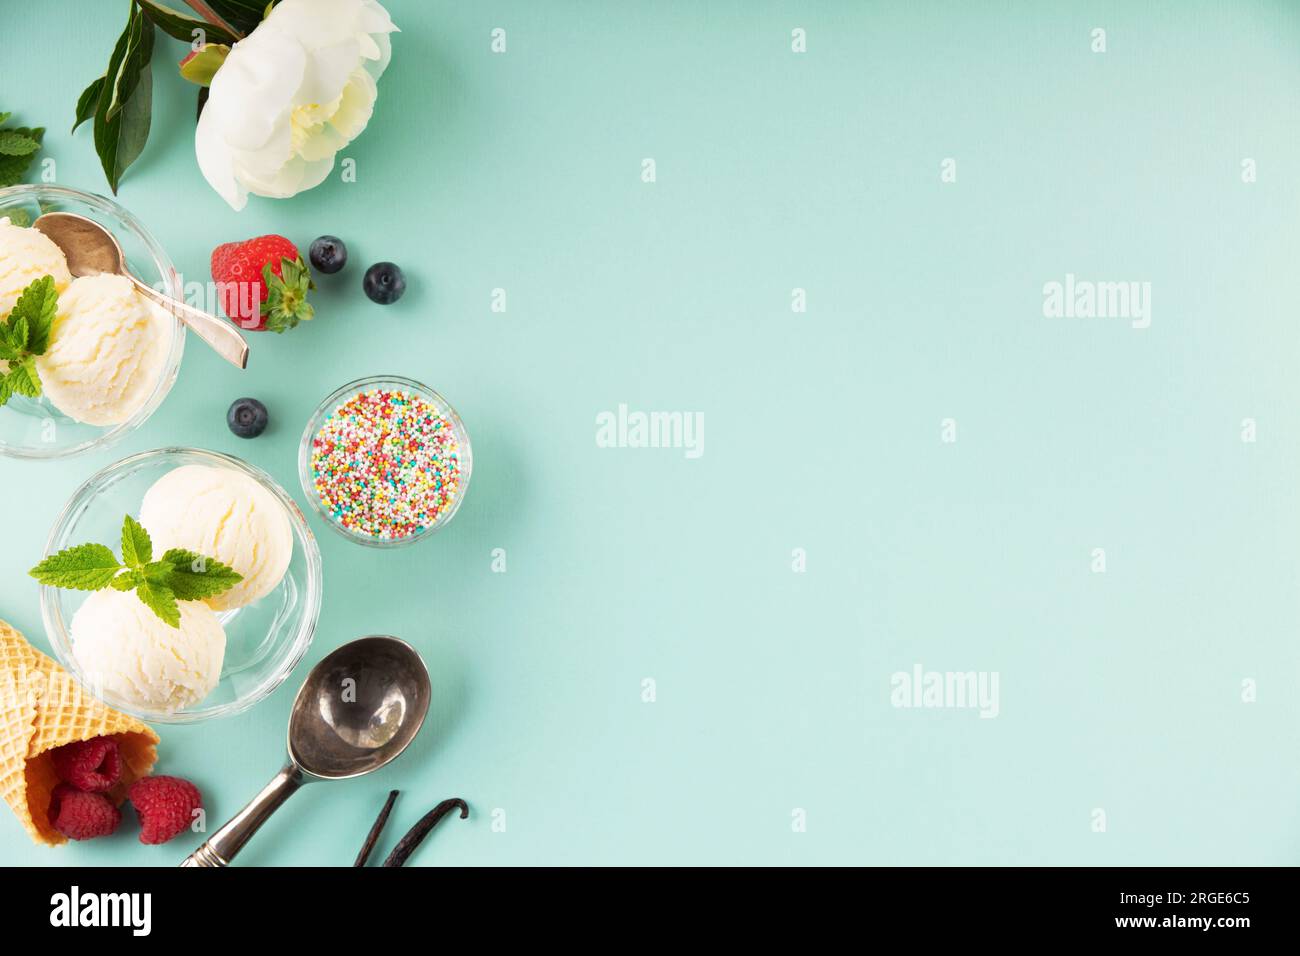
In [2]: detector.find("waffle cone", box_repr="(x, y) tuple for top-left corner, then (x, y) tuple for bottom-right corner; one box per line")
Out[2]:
(0, 619), (158, 845)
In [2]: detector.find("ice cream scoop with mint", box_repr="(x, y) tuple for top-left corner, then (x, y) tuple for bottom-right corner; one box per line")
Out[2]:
(0, 216), (172, 425)
(30, 515), (244, 714)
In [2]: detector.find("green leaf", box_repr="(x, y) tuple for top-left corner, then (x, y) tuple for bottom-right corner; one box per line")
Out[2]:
(7, 314), (28, 348)
(178, 43), (230, 86)
(5, 358), (41, 398)
(29, 543), (122, 590)
(0, 126), (43, 187)
(135, 576), (180, 627)
(0, 132), (40, 156)
(0, 113), (10, 126)
(111, 568), (144, 591)
(8, 274), (58, 355)
(136, 0), (238, 45)
(104, 8), (153, 123)
(73, 77), (105, 133)
(260, 257), (314, 333)
(92, 7), (155, 193)
(121, 514), (153, 567)
(159, 548), (242, 600)
(188, 0), (264, 35)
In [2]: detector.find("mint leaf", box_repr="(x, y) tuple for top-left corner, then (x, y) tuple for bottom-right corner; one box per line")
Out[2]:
(121, 514), (152, 567)
(0, 125), (42, 188)
(135, 576), (179, 628)
(0, 131), (39, 156)
(7, 315), (27, 352)
(5, 358), (40, 399)
(29, 543), (122, 590)
(32, 516), (236, 627)
(7, 274), (57, 355)
(111, 569), (144, 591)
(160, 548), (242, 600)
(0, 275), (59, 407)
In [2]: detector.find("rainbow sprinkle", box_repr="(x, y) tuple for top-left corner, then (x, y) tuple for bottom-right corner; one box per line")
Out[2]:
(310, 387), (462, 541)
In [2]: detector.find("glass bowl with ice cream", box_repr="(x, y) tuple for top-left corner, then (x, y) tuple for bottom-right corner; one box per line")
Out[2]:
(0, 185), (184, 459)
(37, 448), (322, 723)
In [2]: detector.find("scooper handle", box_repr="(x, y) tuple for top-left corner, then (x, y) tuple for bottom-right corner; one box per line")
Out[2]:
(180, 764), (303, 867)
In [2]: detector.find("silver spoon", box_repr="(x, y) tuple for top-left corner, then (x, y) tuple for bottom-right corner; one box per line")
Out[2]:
(33, 211), (249, 370)
(180, 636), (431, 867)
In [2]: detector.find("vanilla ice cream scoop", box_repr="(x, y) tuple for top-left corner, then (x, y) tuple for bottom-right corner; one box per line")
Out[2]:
(70, 588), (226, 712)
(0, 216), (72, 316)
(35, 273), (172, 426)
(140, 464), (294, 610)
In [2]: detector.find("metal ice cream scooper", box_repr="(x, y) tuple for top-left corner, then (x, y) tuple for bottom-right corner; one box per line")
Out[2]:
(181, 636), (430, 867)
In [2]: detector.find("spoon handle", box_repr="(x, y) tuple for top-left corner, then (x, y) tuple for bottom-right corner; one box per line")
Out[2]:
(128, 275), (250, 370)
(180, 764), (303, 867)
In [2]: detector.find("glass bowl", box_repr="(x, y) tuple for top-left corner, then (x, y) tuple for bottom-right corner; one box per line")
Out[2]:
(299, 375), (472, 548)
(0, 184), (185, 460)
(39, 448), (322, 723)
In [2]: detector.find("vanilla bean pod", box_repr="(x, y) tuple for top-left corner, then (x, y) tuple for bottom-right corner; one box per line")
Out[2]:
(382, 798), (468, 867)
(354, 789), (400, 867)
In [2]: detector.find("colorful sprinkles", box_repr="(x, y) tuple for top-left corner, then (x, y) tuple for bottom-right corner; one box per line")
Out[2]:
(309, 387), (463, 541)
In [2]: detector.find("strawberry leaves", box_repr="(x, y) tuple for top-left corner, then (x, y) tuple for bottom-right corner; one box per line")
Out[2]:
(30, 515), (241, 628)
(261, 255), (314, 333)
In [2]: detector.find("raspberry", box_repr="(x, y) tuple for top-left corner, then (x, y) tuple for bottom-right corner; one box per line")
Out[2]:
(128, 775), (202, 845)
(49, 783), (121, 841)
(49, 736), (121, 792)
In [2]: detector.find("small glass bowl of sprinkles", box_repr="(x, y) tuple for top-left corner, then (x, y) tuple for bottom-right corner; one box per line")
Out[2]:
(298, 376), (472, 547)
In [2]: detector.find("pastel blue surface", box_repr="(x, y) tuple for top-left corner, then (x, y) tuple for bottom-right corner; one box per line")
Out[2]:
(2, 0), (1299, 865)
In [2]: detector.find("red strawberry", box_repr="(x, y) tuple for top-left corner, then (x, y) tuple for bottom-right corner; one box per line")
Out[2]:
(211, 234), (314, 333)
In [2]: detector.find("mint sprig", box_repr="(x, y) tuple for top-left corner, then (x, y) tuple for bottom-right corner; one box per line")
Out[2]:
(29, 515), (242, 628)
(0, 112), (45, 188)
(0, 274), (58, 409)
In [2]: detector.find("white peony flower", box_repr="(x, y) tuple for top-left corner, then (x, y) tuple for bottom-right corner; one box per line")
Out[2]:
(195, 0), (398, 210)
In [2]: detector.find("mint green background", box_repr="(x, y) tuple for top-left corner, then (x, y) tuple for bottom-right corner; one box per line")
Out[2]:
(2, 0), (1299, 865)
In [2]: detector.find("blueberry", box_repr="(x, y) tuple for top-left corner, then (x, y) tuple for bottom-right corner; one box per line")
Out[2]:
(363, 262), (406, 305)
(309, 235), (348, 274)
(227, 398), (269, 438)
